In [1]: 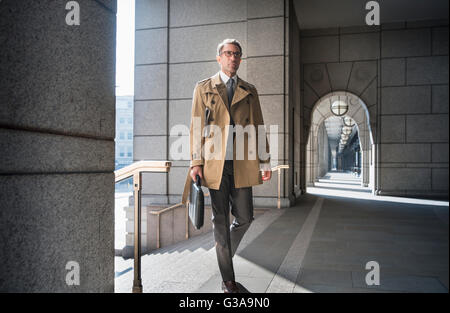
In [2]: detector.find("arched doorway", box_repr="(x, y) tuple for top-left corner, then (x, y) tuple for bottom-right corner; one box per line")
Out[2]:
(306, 91), (375, 193)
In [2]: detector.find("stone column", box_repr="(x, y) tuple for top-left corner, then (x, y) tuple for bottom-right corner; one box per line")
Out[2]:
(134, 0), (170, 207)
(0, 0), (116, 292)
(359, 119), (371, 187)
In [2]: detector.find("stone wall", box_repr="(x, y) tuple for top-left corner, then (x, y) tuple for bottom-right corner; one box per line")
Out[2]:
(300, 20), (449, 198)
(379, 21), (449, 197)
(0, 0), (116, 291)
(134, 0), (294, 208)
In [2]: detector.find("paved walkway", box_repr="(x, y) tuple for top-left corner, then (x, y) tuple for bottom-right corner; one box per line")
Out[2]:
(115, 173), (449, 293)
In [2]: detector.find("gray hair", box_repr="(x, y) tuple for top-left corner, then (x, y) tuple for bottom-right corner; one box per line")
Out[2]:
(216, 39), (243, 56)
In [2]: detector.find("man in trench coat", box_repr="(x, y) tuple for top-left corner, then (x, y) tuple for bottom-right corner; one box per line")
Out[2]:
(181, 39), (272, 293)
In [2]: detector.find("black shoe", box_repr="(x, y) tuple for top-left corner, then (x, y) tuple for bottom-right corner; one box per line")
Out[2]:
(222, 280), (239, 293)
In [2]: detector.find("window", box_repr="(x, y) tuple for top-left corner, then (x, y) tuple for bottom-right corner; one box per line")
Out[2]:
(119, 118), (125, 124)
(127, 117), (132, 124)
(127, 132), (132, 140)
(127, 146), (133, 157)
(119, 132), (125, 140)
(119, 146), (125, 157)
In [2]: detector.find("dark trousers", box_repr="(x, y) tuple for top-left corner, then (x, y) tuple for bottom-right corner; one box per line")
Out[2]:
(208, 160), (254, 282)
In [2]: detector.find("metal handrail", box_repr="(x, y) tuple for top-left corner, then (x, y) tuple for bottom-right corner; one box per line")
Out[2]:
(114, 161), (286, 293)
(147, 164), (289, 250)
(148, 202), (185, 249)
(271, 164), (289, 209)
(114, 160), (171, 293)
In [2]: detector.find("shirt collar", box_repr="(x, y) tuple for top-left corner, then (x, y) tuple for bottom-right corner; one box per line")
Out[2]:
(219, 71), (237, 86)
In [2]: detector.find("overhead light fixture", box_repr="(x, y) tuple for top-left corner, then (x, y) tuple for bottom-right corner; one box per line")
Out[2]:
(342, 126), (352, 135)
(343, 116), (355, 127)
(331, 99), (349, 116)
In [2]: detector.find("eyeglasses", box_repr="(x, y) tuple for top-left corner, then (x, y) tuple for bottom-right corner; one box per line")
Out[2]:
(220, 50), (242, 58)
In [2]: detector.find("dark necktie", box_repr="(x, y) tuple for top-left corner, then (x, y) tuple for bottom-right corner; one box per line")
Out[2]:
(227, 78), (235, 126)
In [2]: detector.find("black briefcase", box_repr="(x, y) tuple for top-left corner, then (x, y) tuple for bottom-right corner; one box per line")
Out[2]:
(188, 175), (204, 229)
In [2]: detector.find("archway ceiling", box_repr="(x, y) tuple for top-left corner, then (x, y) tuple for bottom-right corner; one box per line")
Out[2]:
(313, 92), (362, 152)
(293, 0), (449, 29)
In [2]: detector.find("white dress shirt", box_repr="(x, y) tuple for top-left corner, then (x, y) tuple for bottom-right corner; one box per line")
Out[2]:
(219, 71), (237, 90)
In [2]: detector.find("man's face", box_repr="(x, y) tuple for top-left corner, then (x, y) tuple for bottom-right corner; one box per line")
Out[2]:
(216, 43), (242, 76)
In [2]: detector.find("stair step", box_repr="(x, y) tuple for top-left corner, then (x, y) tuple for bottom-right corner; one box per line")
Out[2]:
(140, 232), (213, 268)
(141, 236), (215, 292)
(115, 208), (285, 293)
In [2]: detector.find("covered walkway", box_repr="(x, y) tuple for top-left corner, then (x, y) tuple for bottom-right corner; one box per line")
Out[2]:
(115, 183), (449, 293)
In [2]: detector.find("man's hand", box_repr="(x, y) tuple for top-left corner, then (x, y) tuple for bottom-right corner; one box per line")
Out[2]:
(262, 170), (272, 181)
(190, 165), (203, 182)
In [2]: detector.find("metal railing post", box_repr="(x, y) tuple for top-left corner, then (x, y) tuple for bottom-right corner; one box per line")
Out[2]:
(185, 202), (189, 240)
(272, 165), (289, 210)
(277, 168), (281, 209)
(132, 172), (143, 293)
(156, 214), (161, 249)
(115, 160), (172, 293)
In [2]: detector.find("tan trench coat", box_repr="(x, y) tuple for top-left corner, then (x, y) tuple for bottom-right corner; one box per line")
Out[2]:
(181, 72), (270, 204)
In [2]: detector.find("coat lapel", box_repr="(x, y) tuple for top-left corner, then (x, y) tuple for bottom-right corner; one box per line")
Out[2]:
(211, 73), (229, 113)
(231, 77), (250, 108)
(211, 73), (251, 112)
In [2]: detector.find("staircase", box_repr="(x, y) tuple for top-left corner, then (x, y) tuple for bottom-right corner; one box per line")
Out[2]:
(114, 207), (285, 293)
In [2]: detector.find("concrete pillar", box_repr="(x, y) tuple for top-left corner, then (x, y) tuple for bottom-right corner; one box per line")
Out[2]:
(134, 0), (170, 206)
(0, 0), (116, 292)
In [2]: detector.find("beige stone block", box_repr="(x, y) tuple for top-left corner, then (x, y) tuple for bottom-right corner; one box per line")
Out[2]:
(169, 99), (192, 129)
(134, 64), (167, 100)
(135, 28), (167, 65)
(170, 0), (246, 27)
(380, 167), (431, 190)
(142, 172), (168, 195)
(170, 22), (247, 63)
(247, 17), (284, 57)
(432, 143), (449, 163)
(247, 56), (284, 94)
(168, 135), (189, 163)
(407, 56), (449, 85)
(381, 28), (431, 57)
(406, 115), (449, 143)
(381, 86), (431, 114)
(169, 62), (223, 99)
(169, 166), (190, 195)
(134, 101), (167, 136)
(134, 136), (167, 160)
(173, 205), (188, 243)
(247, 0), (284, 19)
(432, 168), (449, 190)
(160, 209), (174, 247)
(301, 36), (339, 64)
(381, 115), (405, 143)
(340, 32), (380, 61)
(259, 95), (284, 130)
(135, 0), (168, 29)
(380, 144), (431, 163)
